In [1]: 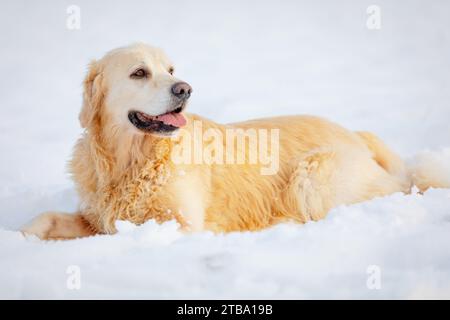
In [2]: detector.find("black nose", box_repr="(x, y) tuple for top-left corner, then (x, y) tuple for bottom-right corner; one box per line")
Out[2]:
(171, 82), (192, 100)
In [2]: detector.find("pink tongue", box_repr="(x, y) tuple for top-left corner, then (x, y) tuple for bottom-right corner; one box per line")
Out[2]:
(156, 112), (186, 127)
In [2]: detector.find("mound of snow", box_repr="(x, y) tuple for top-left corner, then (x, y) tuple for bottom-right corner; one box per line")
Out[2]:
(1, 188), (450, 299)
(409, 148), (450, 191)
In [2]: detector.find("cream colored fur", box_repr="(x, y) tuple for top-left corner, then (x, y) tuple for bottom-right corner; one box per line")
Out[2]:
(22, 43), (439, 240)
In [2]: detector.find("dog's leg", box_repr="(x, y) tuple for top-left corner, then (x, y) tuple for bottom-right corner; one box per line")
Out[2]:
(283, 149), (338, 222)
(284, 146), (411, 223)
(21, 212), (97, 240)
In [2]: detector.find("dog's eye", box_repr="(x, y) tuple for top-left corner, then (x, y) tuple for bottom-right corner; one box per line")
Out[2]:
(130, 68), (148, 79)
(168, 67), (174, 75)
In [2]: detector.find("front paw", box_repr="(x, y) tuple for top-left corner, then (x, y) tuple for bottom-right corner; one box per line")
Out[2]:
(21, 212), (95, 240)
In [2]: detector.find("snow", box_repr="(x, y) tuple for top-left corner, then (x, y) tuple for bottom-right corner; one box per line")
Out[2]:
(0, 0), (449, 299)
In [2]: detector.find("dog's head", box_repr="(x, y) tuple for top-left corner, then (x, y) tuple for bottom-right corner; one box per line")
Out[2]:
(80, 43), (191, 137)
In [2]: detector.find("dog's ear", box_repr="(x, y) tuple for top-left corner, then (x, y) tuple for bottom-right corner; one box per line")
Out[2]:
(79, 60), (105, 128)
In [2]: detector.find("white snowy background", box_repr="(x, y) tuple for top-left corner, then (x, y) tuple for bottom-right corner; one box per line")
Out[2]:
(0, 0), (449, 299)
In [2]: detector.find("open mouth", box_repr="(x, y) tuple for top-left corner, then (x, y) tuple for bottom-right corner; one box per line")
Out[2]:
(128, 106), (187, 135)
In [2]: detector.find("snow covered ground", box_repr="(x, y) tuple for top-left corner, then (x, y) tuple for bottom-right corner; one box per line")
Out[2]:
(0, 0), (449, 299)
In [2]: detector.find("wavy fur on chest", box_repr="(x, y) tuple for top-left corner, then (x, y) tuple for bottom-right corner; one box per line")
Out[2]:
(70, 126), (187, 234)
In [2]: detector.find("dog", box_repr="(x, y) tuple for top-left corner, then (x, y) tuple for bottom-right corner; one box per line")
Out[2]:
(21, 43), (444, 240)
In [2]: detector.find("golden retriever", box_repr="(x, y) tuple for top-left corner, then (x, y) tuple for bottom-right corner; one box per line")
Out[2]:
(21, 43), (441, 240)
